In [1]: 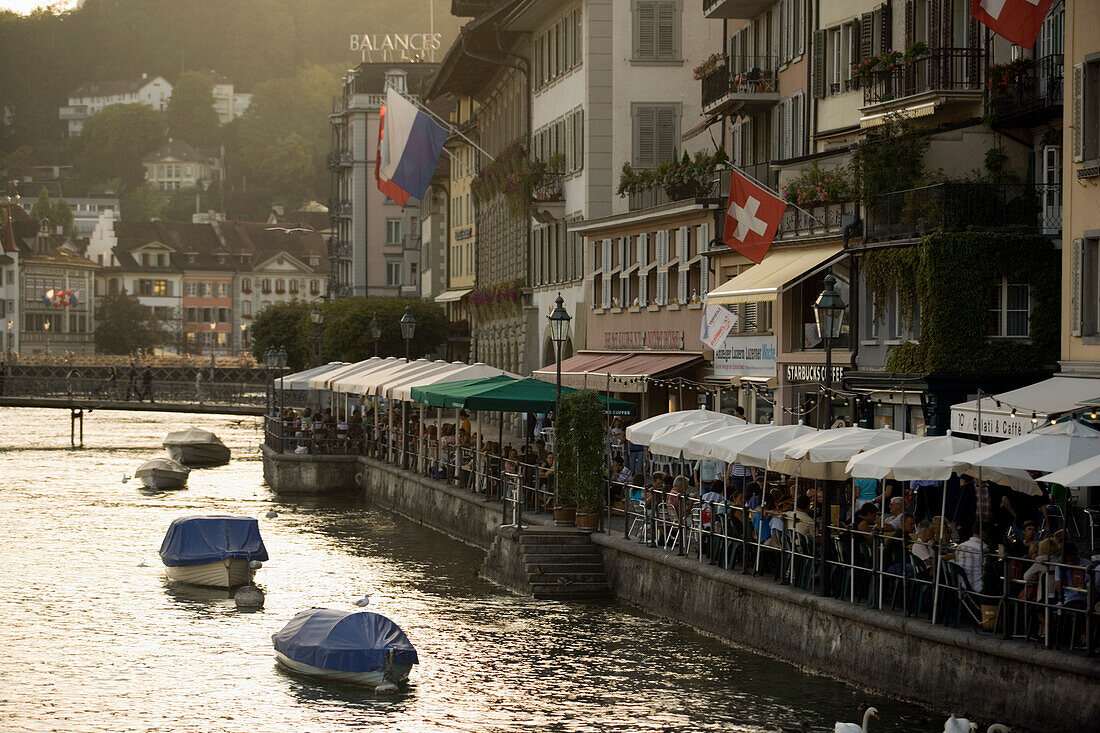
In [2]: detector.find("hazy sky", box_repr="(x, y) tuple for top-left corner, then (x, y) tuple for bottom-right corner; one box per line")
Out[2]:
(0, 1), (77, 14)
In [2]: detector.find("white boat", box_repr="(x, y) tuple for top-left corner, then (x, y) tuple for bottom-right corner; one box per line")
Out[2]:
(272, 608), (418, 688)
(135, 458), (189, 490)
(163, 428), (231, 467)
(159, 515), (268, 589)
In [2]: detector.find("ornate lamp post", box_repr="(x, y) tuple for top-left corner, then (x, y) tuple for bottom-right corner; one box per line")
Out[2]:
(548, 293), (571, 509)
(209, 321), (217, 368)
(399, 306), (416, 363)
(6, 318), (12, 363)
(370, 313), (382, 358)
(310, 307), (324, 367)
(811, 272), (847, 598)
(239, 322), (248, 355)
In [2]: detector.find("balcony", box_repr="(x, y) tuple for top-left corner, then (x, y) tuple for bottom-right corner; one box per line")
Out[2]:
(703, 0), (774, 19)
(989, 54), (1064, 127)
(531, 172), (564, 223)
(628, 188), (671, 211)
(58, 105), (88, 121)
(776, 201), (859, 242)
(861, 48), (983, 116)
(326, 150), (353, 170)
(865, 182), (1062, 242)
(326, 199), (352, 219)
(328, 238), (351, 259)
(701, 55), (780, 116)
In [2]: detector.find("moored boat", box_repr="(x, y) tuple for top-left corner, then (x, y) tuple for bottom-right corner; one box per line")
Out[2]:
(158, 515), (268, 589)
(162, 428), (231, 467)
(272, 608), (418, 688)
(135, 458), (189, 490)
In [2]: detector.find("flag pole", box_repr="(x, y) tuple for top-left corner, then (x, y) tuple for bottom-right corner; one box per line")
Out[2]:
(384, 82), (496, 162)
(723, 163), (826, 226)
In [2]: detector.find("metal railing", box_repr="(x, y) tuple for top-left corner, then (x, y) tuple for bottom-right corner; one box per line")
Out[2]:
(865, 182), (1062, 242)
(3, 373), (267, 406)
(862, 47), (983, 105)
(989, 54), (1064, 124)
(701, 54), (780, 110)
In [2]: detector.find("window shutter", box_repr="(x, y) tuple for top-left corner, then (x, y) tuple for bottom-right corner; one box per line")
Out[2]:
(639, 232), (648, 267)
(904, 0), (914, 46)
(770, 8), (780, 63)
(602, 238), (612, 273)
(656, 230), (668, 306)
(743, 116), (753, 163)
(811, 29), (826, 99)
(678, 226), (689, 304)
(859, 13), (873, 63)
(792, 93), (803, 156)
(744, 301), (757, 332)
(635, 1), (655, 59)
(576, 109), (584, 169)
(657, 2), (676, 60)
(638, 233), (649, 305)
(618, 236), (626, 269)
(881, 3), (892, 53)
(575, 8), (583, 65)
(782, 98), (793, 159)
(770, 106), (780, 160)
(795, 0), (804, 56)
(732, 122), (743, 167)
(656, 106), (677, 165)
(1073, 64), (1084, 162)
(1072, 238), (1084, 337)
(565, 113), (575, 171)
(635, 106), (656, 167)
(602, 239), (612, 308)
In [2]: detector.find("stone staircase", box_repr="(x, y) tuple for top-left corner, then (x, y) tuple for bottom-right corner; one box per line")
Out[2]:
(519, 528), (609, 600)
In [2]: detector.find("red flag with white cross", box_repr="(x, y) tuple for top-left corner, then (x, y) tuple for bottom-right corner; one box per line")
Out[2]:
(721, 167), (788, 264)
(970, 0), (1053, 49)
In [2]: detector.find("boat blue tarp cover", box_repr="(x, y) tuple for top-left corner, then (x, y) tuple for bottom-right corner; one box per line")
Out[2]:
(158, 515), (269, 567)
(271, 608), (419, 672)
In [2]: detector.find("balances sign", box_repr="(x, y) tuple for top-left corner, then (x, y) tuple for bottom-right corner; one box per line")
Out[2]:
(713, 335), (777, 378)
(350, 33), (444, 63)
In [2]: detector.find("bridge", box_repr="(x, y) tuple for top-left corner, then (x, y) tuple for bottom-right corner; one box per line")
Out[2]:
(0, 363), (287, 446)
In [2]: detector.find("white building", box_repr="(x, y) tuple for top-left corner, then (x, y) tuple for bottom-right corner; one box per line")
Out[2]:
(143, 140), (223, 193)
(197, 70), (252, 125)
(59, 75), (172, 136)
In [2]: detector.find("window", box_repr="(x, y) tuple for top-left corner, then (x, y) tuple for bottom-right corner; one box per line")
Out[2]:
(275, 278), (285, 294)
(633, 1), (679, 61)
(153, 280), (168, 297)
(1074, 56), (1100, 163)
(988, 280), (1030, 338)
(241, 278), (251, 293)
(310, 279), (320, 294)
(289, 279), (299, 294)
(1075, 237), (1100, 337)
(632, 105), (678, 168)
(386, 219), (402, 244)
(386, 262), (402, 286)
(218, 307), (229, 323)
(242, 301), (252, 317)
(185, 282), (197, 297)
(532, 8), (582, 91)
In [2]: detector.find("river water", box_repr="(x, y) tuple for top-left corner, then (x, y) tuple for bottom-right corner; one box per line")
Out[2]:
(0, 408), (940, 733)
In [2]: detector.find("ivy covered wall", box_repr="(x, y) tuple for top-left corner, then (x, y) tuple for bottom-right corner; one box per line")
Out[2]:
(864, 232), (1059, 375)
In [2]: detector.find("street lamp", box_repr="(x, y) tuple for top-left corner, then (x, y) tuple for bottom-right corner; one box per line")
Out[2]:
(370, 313), (382, 358)
(399, 306), (416, 362)
(43, 318), (51, 355)
(548, 293), (571, 509)
(812, 272), (847, 429)
(310, 307), (324, 367)
(209, 321), (217, 368)
(812, 272), (846, 599)
(240, 322), (247, 354)
(6, 318), (12, 363)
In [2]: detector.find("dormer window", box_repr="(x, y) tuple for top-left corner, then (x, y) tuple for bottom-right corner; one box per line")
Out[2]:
(307, 256), (319, 267)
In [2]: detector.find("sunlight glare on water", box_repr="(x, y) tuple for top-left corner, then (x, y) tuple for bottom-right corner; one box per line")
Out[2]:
(0, 408), (938, 732)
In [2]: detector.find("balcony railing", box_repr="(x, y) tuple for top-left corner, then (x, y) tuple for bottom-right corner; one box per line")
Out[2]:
(532, 172), (563, 202)
(865, 182), (1062, 242)
(989, 54), (1064, 125)
(776, 201), (858, 241)
(326, 199), (352, 218)
(326, 150), (353, 169)
(701, 55), (779, 112)
(862, 48), (983, 106)
(627, 188), (671, 211)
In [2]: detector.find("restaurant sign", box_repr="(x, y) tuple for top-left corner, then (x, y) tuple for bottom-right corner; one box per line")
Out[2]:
(604, 330), (684, 350)
(784, 364), (845, 384)
(951, 409), (1030, 439)
(350, 33), (444, 63)
(713, 335), (777, 378)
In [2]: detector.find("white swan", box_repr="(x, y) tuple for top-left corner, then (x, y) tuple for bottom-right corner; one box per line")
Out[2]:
(943, 715), (977, 733)
(986, 726), (1010, 733)
(835, 707), (879, 733)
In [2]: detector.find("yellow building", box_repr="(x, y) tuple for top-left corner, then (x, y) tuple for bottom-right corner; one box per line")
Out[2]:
(434, 94), (479, 362)
(1064, 0), (1100, 377)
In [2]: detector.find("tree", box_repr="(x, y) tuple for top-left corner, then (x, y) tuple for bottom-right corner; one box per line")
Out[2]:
(52, 198), (73, 237)
(120, 183), (163, 222)
(251, 301), (310, 369)
(166, 71), (220, 148)
(94, 292), (164, 354)
(79, 104), (166, 190)
(316, 297), (447, 363)
(31, 187), (51, 222)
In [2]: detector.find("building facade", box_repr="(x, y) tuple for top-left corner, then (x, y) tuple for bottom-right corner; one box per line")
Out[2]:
(143, 140), (223, 193)
(59, 75), (172, 136)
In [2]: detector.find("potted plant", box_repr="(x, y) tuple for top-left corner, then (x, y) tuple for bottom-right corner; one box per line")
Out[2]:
(557, 390), (605, 531)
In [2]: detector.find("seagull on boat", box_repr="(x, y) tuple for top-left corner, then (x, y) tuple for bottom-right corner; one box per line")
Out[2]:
(265, 226), (311, 234)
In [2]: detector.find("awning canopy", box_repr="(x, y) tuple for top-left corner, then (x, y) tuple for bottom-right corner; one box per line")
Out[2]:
(275, 362), (349, 391)
(531, 352), (703, 393)
(860, 101), (937, 129)
(434, 288), (473, 303)
(326, 358), (406, 393)
(706, 243), (844, 306)
(311, 357), (400, 391)
(411, 376), (636, 416)
(390, 363), (518, 402)
(950, 376), (1100, 439)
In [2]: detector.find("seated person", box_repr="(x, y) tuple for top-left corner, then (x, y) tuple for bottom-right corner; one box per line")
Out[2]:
(884, 496), (906, 529)
(782, 495), (815, 539)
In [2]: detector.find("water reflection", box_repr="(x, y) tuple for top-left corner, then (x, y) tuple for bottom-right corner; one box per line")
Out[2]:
(0, 408), (939, 732)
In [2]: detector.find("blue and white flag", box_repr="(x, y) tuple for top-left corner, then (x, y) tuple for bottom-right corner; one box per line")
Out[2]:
(376, 87), (449, 206)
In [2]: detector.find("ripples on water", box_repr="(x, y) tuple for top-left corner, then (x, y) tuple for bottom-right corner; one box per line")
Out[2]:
(0, 409), (938, 732)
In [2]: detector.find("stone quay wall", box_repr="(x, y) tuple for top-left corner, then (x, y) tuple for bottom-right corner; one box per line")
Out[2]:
(262, 449), (1100, 731)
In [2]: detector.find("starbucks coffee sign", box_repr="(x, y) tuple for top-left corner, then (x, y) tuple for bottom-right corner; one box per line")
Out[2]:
(350, 33), (444, 63)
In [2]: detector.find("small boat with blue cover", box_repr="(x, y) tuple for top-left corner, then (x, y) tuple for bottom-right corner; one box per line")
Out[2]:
(158, 515), (268, 588)
(272, 608), (418, 688)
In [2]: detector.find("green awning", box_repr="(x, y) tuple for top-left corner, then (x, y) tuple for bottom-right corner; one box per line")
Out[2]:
(410, 376), (636, 416)
(409, 375), (515, 409)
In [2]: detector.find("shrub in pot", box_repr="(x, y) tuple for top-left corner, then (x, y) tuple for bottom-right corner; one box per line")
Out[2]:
(557, 390), (605, 531)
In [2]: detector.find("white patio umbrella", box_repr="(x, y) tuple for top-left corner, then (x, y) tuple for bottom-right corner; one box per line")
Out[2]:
(708, 423), (818, 467)
(770, 426), (907, 480)
(648, 418), (736, 458)
(948, 420), (1100, 474)
(1039, 452), (1100, 487)
(683, 424), (761, 461)
(845, 433), (1039, 494)
(625, 409), (745, 447)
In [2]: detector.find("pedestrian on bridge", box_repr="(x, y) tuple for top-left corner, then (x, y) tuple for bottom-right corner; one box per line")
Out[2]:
(141, 366), (153, 403)
(125, 360), (137, 401)
(195, 369), (204, 405)
(106, 366), (118, 400)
